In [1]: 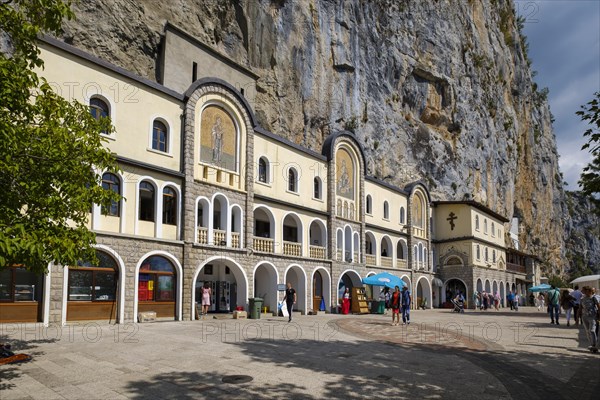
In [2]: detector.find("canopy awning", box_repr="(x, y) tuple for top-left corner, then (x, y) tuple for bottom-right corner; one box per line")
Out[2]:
(528, 284), (551, 292)
(432, 278), (444, 287)
(570, 275), (600, 284)
(362, 272), (406, 290)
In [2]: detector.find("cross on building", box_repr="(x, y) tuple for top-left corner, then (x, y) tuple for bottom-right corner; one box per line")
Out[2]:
(447, 212), (457, 230)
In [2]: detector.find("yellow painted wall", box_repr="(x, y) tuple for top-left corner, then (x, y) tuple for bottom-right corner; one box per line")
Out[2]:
(38, 44), (183, 172)
(253, 135), (328, 212)
(364, 181), (408, 232)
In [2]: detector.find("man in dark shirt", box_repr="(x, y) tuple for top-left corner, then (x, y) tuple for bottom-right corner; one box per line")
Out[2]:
(401, 286), (412, 325)
(283, 282), (296, 322)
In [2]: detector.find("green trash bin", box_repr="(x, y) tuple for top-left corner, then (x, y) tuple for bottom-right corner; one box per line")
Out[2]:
(248, 298), (263, 319)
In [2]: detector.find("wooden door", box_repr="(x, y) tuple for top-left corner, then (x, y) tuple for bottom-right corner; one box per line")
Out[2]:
(313, 270), (323, 311)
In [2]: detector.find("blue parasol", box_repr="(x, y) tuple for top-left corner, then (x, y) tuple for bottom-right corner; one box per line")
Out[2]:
(528, 283), (551, 292)
(362, 272), (406, 290)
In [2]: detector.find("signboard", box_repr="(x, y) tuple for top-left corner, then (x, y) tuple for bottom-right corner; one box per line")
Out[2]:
(277, 284), (286, 291)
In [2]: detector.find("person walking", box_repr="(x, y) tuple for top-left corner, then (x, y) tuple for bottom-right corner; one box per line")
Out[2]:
(546, 285), (561, 325)
(571, 285), (583, 325)
(200, 282), (212, 319)
(577, 286), (599, 353)
(507, 291), (514, 311)
(473, 291), (479, 310)
(513, 292), (520, 311)
(560, 289), (575, 326)
(401, 286), (412, 325)
(283, 282), (296, 322)
(537, 292), (545, 311)
(390, 286), (401, 326)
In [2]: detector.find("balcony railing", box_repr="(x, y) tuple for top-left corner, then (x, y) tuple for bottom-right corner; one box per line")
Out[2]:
(198, 227), (208, 244)
(253, 237), (274, 253)
(507, 262), (526, 274)
(397, 259), (407, 269)
(380, 256), (392, 268)
(283, 241), (302, 257)
(412, 226), (426, 238)
(231, 232), (240, 248)
(214, 229), (226, 246)
(365, 254), (376, 266)
(309, 245), (326, 259)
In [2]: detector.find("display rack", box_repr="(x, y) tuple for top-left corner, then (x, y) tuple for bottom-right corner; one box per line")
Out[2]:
(351, 287), (369, 314)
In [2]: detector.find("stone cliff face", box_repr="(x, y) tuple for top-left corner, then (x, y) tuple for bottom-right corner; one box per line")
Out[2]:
(59, 0), (578, 272)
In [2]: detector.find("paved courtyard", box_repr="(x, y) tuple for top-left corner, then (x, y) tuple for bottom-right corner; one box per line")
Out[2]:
(1, 308), (599, 399)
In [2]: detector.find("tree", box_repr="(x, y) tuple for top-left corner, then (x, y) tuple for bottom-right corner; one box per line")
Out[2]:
(576, 92), (600, 214)
(0, 0), (120, 274)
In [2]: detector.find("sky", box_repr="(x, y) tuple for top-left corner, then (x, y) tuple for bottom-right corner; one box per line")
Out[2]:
(515, 0), (600, 189)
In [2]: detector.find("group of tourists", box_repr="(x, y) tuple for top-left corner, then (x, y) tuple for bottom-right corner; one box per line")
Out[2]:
(543, 285), (599, 353)
(379, 286), (411, 326)
(473, 291), (505, 311)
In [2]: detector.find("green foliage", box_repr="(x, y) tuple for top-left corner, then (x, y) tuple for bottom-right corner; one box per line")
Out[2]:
(344, 116), (358, 133)
(576, 92), (600, 214)
(0, 0), (120, 274)
(547, 275), (567, 288)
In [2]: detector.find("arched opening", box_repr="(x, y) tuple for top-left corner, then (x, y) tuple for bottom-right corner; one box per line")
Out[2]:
(499, 281), (505, 307)
(193, 257), (248, 315)
(253, 207), (275, 253)
(416, 277), (432, 310)
(400, 206), (405, 224)
(344, 225), (353, 262)
(383, 201), (389, 219)
(139, 180), (156, 222)
(196, 197), (210, 244)
(0, 266), (45, 323)
(101, 172), (121, 217)
(484, 279), (491, 293)
(336, 228), (344, 261)
(338, 270), (363, 312)
(511, 282), (516, 293)
(476, 278), (483, 292)
(396, 240), (408, 268)
(313, 177), (322, 199)
(492, 281), (498, 296)
(285, 265), (307, 314)
(380, 236), (392, 267)
(288, 167), (298, 192)
(231, 205), (243, 248)
(152, 119), (169, 152)
(309, 220), (326, 259)
(365, 232), (376, 265)
(67, 250), (119, 322)
(253, 262), (278, 314)
(138, 255), (177, 319)
(366, 195), (372, 214)
(444, 278), (467, 307)
(312, 268), (331, 312)
(283, 214), (302, 257)
(444, 256), (463, 266)
(212, 194), (228, 246)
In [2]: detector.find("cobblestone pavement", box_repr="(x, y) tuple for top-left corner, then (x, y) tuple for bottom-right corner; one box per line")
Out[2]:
(1, 308), (598, 399)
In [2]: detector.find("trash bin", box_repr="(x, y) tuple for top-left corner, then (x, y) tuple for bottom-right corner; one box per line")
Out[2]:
(248, 298), (264, 319)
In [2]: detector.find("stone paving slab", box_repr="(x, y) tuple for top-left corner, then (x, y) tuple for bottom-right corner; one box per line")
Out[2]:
(1, 308), (599, 399)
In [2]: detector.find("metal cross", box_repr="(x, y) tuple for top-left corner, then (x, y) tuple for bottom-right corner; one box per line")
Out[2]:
(447, 212), (457, 230)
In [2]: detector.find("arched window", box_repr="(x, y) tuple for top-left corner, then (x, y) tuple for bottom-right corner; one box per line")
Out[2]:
(485, 247), (489, 262)
(139, 181), (155, 222)
(484, 219), (488, 234)
(493, 250), (496, 263)
(162, 187), (177, 225)
(383, 201), (389, 219)
(69, 251), (117, 302)
(476, 244), (481, 260)
(400, 207), (405, 224)
(89, 97), (109, 134)
(491, 222), (495, 236)
(366, 195), (372, 214)
(101, 173), (120, 217)
(89, 97), (109, 120)
(138, 256), (176, 304)
(258, 157), (268, 183)
(152, 120), (168, 152)
(313, 177), (322, 199)
(475, 215), (480, 230)
(288, 168), (298, 193)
